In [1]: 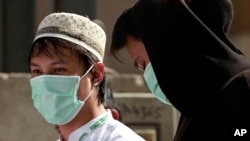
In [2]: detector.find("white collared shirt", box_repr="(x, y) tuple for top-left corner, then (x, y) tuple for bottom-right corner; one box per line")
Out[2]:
(57, 109), (145, 141)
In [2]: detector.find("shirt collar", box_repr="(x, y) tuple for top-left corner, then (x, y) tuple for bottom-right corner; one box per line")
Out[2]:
(57, 110), (113, 141)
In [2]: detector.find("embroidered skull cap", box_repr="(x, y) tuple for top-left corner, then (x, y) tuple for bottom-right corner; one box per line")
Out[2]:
(34, 12), (106, 62)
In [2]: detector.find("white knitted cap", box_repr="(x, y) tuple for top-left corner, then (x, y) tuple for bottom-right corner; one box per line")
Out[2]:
(34, 12), (106, 62)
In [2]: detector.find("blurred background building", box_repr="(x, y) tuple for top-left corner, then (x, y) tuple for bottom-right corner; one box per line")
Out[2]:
(0, 0), (249, 141)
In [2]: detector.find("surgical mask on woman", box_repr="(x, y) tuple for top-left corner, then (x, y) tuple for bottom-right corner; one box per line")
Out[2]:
(30, 65), (94, 125)
(143, 63), (172, 105)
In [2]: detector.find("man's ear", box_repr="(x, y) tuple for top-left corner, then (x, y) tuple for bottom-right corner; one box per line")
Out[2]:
(92, 62), (105, 85)
(111, 108), (121, 121)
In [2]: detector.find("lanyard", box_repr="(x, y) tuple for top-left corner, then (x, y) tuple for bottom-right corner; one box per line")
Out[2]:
(78, 112), (111, 141)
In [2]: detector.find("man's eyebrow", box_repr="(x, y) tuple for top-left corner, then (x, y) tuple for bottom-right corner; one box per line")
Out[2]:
(30, 62), (39, 67)
(50, 60), (66, 65)
(30, 60), (66, 67)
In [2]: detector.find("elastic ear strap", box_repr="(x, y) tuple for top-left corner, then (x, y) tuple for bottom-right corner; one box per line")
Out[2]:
(80, 64), (95, 79)
(83, 87), (94, 102)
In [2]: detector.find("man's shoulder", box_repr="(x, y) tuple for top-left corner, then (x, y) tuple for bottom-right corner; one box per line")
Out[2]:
(104, 120), (146, 140)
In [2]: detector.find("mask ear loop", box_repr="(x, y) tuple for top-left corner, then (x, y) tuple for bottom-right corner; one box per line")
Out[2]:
(78, 64), (95, 104)
(81, 88), (94, 103)
(80, 64), (95, 80)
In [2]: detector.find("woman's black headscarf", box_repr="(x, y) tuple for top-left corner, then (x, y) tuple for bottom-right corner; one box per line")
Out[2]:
(130, 0), (250, 114)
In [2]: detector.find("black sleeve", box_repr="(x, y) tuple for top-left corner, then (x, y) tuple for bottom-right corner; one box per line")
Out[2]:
(218, 72), (250, 141)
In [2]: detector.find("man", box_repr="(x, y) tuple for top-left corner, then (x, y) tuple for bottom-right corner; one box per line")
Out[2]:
(110, 0), (250, 140)
(29, 12), (145, 141)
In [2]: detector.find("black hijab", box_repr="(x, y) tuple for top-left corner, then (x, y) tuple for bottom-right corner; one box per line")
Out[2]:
(130, 0), (250, 115)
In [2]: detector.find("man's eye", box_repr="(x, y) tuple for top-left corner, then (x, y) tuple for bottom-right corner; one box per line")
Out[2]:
(31, 69), (41, 74)
(30, 69), (42, 77)
(54, 68), (64, 72)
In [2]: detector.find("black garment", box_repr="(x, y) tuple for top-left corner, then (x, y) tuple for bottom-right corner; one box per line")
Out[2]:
(130, 0), (250, 140)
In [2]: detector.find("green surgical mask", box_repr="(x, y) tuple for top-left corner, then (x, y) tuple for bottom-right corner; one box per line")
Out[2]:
(143, 63), (172, 105)
(30, 65), (94, 125)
